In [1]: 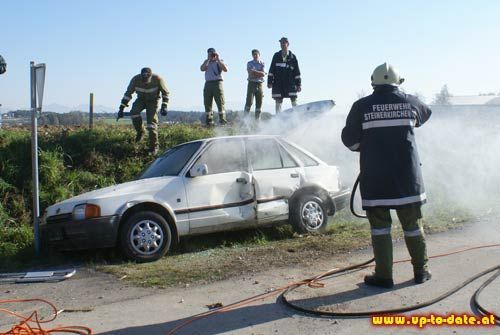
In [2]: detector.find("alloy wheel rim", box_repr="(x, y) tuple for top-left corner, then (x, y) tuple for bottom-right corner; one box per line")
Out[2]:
(130, 220), (164, 255)
(301, 201), (324, 230)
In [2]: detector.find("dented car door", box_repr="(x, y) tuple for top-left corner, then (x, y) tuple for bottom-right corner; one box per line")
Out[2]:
(246, 138), (303, 224)
(183, 138), (256, 233)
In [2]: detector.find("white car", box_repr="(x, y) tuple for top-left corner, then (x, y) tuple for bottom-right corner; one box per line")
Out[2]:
(41, 135), (350, 262)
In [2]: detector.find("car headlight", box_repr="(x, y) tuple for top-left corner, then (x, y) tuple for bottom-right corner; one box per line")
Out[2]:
(73, 204), (101, 220)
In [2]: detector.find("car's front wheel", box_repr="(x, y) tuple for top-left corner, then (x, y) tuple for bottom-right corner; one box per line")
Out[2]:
(119, 211), (172, 262)
(290, 194), (329, 234)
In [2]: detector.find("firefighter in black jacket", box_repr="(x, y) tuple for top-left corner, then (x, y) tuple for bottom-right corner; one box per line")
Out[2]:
(267, 37), (301, 114)
(341, 63), (432, 288)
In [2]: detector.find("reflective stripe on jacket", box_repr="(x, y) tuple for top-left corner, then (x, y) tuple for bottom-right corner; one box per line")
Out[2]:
(122, 74), (169, 104)
(267, 51), (301, 99)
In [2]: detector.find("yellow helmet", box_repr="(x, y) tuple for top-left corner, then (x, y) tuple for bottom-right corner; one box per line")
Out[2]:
(371, 63), (405, 86)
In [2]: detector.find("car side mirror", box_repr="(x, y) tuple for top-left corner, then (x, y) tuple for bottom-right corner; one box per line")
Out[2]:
(190, 164), (208, 177)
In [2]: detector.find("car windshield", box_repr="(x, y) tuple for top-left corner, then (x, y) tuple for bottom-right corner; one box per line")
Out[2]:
(138, 141), (202, 179)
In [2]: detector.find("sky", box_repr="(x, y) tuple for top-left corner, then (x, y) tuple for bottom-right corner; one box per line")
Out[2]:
(0, 0), (499, 113)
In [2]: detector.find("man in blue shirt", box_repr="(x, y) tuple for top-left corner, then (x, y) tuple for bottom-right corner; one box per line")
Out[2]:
(244, 49), (266, 120)
(200, 48), (228, 126)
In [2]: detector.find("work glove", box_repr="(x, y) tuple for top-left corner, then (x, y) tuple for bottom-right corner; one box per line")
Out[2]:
(116, 105), (125, 121)
(160, 104), (168, 117)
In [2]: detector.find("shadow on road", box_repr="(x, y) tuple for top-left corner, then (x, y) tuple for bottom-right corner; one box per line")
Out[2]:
(97, 280), (415, 335)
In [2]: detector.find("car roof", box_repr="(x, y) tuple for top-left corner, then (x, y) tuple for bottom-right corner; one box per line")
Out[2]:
(182, 134), (284, 145)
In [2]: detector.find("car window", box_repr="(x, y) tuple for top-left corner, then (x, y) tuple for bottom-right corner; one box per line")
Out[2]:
(139, 141), (202, 179)
(194, 139), (245, 175)
(280, 146), (299, 168)
(280, 141), (319, 167)
(247, 139), (288, 170)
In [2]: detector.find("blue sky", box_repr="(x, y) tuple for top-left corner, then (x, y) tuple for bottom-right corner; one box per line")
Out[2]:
(1, 0), (499, 112)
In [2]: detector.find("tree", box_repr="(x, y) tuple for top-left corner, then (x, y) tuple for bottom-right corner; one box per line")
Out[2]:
(433, 85), (452, 105)
(413, 91), (426, 103)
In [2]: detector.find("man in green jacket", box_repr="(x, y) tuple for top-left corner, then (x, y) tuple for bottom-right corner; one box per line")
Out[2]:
(118, 67), (169, 155)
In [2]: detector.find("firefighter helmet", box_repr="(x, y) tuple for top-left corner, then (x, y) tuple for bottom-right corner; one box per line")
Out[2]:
(371, 63), (404, 86)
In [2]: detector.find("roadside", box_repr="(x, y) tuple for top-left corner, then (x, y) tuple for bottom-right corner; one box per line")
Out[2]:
(95, 210), (464, 288)
(1, 216), (498, 334)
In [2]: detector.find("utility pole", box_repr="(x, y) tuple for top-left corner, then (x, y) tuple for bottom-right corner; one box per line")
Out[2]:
(89, 93), (94, 129)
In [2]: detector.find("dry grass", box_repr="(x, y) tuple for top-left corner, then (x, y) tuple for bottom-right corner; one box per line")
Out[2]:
(96, 211), (465, 288)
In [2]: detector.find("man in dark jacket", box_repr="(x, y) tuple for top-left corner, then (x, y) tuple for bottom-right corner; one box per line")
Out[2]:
(267, 37), (301, 114)
(341, 63), (432, 288)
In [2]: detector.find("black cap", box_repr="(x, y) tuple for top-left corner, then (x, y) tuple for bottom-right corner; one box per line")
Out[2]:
(207, 47), (216, 54)
(279, 37), (289, 43)
(141, 67), (152, 75)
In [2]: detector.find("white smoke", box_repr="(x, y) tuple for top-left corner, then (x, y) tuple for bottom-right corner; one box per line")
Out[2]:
(418, 106), (500, 214)
(249, 101), (500, 217)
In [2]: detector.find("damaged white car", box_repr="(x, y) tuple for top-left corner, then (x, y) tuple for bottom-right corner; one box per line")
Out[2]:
(41, 135), (350, 262)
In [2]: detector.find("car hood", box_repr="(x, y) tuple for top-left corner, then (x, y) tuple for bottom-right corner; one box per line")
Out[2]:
(45, 176), (176, 216)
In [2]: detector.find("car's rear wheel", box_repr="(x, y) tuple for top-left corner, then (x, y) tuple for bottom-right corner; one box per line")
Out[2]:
(119, 211), (172, 262)
(290, 194), (328, 234)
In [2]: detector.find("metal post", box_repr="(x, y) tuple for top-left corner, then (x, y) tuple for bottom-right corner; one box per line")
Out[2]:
(30, 61), (40, 256)
(89, 93), (94, 129)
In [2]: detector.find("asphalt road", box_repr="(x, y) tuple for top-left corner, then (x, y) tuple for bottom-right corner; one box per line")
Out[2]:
(1, 217), (499, 335)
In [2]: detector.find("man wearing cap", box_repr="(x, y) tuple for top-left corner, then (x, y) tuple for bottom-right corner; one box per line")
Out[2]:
(267, 37), (301, 114)
(118, 67), (169, 155)
(341, 63), (432, 289)
(244, 49), (266, 120)
(200, 48), (228, 126)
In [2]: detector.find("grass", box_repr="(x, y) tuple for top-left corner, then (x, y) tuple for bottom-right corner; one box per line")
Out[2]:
(0, 124), (214, 263)
(95, 208), (472, 288)
(0, 123), (490, 287)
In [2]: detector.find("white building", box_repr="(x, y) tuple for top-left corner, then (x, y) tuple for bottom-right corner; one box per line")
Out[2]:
(448, 95), (500, 106)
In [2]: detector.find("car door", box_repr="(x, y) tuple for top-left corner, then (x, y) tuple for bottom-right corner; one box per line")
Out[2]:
(246, 138), (303, 224)
(183, 138), (256, 234)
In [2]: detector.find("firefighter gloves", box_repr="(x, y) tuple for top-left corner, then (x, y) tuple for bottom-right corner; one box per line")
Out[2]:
(160, 104), (168, 116)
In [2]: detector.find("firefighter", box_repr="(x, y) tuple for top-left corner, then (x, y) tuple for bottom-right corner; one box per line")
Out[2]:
(267, 37), (301, 114)
(341, 63), (432, 288)
(0, 55), (6, 75)
(118, 67), (169, 155)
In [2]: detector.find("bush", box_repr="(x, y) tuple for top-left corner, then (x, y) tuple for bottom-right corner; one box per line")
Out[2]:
(0, 124), (213, 258)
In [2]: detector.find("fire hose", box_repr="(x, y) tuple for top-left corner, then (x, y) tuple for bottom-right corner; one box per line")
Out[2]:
(5, 176), (495, 334)
(165, 176), (498, 334)
(281, 174), (499, 322)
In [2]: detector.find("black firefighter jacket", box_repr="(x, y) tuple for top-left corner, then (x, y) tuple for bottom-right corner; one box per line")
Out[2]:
(341, 85), (432, 209)
(267, 51), (301, 99)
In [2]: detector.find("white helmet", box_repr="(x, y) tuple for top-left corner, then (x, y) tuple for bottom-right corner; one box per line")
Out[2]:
(371, 63), (404, 86)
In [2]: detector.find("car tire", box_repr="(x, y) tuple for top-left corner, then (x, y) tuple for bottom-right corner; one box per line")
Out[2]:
(119, 211), (172, 262)
(290, 194), (329, 234)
